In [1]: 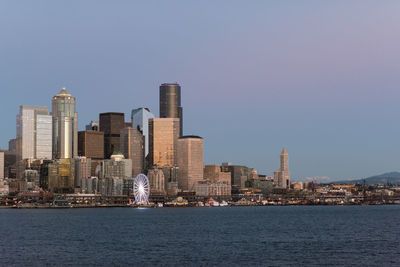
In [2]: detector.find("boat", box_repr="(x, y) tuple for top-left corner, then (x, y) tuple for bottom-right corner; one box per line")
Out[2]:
(212, 201), (220, 207)
(220, 201), (228, 207)
(197, 202), (204, 207)
(157, 203), (164, 208)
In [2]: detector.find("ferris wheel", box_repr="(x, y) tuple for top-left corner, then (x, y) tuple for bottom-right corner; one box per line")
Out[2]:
(133, 174), (150, 204)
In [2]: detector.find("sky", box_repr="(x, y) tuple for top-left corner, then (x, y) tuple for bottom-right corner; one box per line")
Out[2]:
(1, 1), (400, 181)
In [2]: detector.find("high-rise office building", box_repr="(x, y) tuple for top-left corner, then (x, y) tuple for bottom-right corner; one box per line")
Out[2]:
(274, 148), (290, 189)
(120, 127), (145, 177)
(16, 106), (52, 161)
(131, 107), (155, 156)
(177, 136), (204, 191)
(148, 118), (180, 168)
(78, 131), (104, 159)
(8, 139), (16, 153)
(99, 112), (125, 158)
(159, 83), (183, 136)
(52, 88), (78, 159)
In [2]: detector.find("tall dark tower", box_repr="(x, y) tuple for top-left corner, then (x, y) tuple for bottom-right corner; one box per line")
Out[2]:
(159, 83), (183, 136)
(99, 112), (125, 159)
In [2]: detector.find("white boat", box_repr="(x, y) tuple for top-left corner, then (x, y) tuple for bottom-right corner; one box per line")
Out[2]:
(212, 201), (220, 207)
(220, 201), (228, 207)
(197, 202), (204, 207)
(157, 203), (164, 208)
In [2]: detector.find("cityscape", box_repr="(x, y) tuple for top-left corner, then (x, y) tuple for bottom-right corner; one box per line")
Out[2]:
(0, 84), (399, 208)
(1, 1), (400, 266)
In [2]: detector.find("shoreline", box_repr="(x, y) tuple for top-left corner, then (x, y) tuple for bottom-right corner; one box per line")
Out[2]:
(1, 203), (398, 209)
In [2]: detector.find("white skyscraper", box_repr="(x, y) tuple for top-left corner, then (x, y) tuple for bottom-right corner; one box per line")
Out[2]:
(131, 108), (155, 156)
(16, 106), (52, 161)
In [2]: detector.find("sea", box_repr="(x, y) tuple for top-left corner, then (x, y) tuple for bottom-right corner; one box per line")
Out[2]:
(0, 205), (399, 266)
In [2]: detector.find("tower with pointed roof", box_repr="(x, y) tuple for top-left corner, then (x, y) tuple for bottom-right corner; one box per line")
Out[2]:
(274, 147), (290, 189)
(52, 87), (78, 159)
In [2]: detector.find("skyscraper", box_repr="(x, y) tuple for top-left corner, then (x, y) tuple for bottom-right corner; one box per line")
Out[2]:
(274, 147), (290, 189)
(148, 118), (180, 168)
(120, 127), (145, 177)
(52, 88), (78, 159)
(131, 107), (155, 156)
(78, 131), (104, 160)
(177, 136), (204, 191)
(159, 83), (183, 136)
(8, 139), (16, 153)
(16, 105), (52, 161)
(99, 112), (125, 158)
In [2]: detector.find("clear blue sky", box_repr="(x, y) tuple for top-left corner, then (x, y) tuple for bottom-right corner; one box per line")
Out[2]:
(1, 1), (400, 181)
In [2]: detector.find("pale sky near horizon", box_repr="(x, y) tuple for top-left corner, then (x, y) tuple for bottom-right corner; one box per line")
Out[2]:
(1, 1), (400, 181)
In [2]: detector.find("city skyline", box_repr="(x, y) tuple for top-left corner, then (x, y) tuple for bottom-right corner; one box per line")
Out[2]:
(1, 1), (400, 181)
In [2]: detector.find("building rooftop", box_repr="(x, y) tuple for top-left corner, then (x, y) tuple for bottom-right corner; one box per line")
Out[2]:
(56, 87), (72, 97)
(160, 83), (180, 86)
(179, 135), (203, 139)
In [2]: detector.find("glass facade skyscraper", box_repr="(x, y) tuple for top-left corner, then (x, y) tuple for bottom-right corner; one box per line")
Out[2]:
(159, 83), (183, 136)
(131, 107), (155, 156)
(16, 106), (52, 161)
(52, 88), (78, 159)
(99, 112), (125, 159)
(120, 127), (145, 178)
(148, 118), (180, 168)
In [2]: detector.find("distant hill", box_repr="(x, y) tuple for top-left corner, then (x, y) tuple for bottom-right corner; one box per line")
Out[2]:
(333, 172), (400, 185)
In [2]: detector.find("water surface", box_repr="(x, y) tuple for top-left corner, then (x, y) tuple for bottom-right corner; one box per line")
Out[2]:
(1, 206), (399, 266)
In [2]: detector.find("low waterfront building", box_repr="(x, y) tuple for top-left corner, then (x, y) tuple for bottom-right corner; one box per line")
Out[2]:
(161, 166), (179, 196)
(99, 177), (123, 196)
(0, 178), (9, 196)
(195, 180), (231, 198)
(221, 163), (251, 189)
(148, 168), (165, 194)
(291, 182), (303, 190)
(246, 177), (274, 195)
(204, 165), (231, 185)
(81, 177), (99, 194)
(23, 169), (40, 190)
